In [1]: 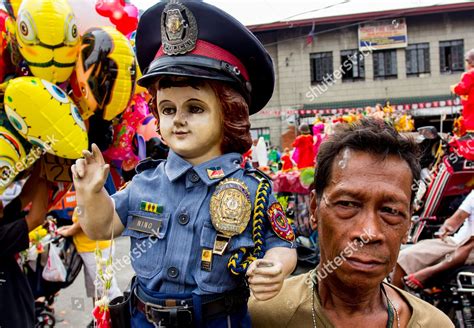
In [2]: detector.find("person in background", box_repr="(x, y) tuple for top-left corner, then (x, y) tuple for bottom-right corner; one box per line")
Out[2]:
(452, 49), (474, 134)
(57, 207), (122, 327)
(250, 139), (259, 168)
(371, 103), (385, 120)
(292, 123), (315, 169)
(0, 165), (49, 328)
(268, 146), (281, 172)
(312, 123), (326, 158)
(392, 190), (474, 291)
(281, 148), (294, 172)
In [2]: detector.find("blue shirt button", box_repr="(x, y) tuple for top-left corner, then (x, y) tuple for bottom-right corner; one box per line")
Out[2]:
(167, 267), (179, 278)
(189, 172), (200, 183)
(178, 213), (189, 225)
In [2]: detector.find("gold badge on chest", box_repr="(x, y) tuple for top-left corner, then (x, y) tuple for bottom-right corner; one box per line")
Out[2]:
(209, 178), (251, 255)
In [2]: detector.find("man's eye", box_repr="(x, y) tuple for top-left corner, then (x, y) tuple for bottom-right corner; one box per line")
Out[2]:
(381, 206), (401, 216)
(337, 201), (359, 208)
(161, 107), (175, 115)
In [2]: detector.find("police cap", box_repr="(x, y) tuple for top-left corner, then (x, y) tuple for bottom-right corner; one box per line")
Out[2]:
(136, 0), (275, 115)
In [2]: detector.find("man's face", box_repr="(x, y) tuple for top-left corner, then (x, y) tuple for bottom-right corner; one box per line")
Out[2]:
(156, 83), (223, 165)
(310, 150), (412, 289)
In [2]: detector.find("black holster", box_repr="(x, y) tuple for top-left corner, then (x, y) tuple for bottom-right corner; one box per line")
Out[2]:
(109, 277), (135, 328)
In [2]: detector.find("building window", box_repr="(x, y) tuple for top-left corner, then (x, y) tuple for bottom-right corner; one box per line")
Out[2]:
(406, 43), (430, 75)
(439, 40), (464, 73)
(250, 127), (271, 147)
(310, 52), (333, 84)
(373, 50), (397, 79)
(340, 49), (365, 81)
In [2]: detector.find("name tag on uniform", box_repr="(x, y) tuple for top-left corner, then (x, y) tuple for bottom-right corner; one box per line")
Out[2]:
(129, 215), (162, 236)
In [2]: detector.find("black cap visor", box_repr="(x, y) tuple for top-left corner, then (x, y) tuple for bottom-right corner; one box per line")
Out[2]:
(138, 55), (251, 105)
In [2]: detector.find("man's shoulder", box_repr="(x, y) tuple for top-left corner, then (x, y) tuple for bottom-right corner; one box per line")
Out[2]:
(390, 284), (454, 327)
(249, 271), (312, 328)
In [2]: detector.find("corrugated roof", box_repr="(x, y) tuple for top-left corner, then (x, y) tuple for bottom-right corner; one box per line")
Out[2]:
(133, 0), (474, 27)
(248, 0), (474, 31)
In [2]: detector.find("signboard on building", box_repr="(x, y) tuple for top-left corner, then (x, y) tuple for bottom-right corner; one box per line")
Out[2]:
(359, 18), (407, 51)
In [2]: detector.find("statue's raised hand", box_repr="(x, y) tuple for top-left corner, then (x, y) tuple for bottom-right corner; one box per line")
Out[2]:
(72, 144), (110, 195)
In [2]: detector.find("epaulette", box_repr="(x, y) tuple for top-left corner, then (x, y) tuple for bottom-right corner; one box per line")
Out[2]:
(135, 158), (164, 174)
(244, 168), (272, 186)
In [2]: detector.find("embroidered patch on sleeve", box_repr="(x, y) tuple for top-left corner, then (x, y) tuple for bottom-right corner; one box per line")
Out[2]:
(267, 202), (295, 242)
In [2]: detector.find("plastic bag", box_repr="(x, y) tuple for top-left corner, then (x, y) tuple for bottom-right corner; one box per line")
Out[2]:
(42, 242), (67, 282)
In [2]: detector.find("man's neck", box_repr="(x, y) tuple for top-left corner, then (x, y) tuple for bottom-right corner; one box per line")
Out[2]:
(318, 274), (385, 315)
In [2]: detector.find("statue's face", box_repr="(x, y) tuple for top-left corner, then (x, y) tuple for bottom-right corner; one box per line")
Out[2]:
(156, 83), (223, 165)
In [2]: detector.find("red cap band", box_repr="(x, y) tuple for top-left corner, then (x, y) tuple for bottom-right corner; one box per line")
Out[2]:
(155, 40), (249, 81)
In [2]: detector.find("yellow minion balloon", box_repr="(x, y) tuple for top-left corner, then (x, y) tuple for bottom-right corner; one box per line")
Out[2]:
(4, 77), (88, 159)
(71, 26), (136, 121)
(15, 0), (79, 83)
(0, 125), (26, 194)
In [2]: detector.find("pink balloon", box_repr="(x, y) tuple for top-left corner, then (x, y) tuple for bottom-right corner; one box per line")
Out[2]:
(123, 3), (138, 19)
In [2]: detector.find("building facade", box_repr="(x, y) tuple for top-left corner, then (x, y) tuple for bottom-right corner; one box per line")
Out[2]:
(248, 3), (474, 147)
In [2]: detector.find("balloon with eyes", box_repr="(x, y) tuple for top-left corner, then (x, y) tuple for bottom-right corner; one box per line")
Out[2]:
(0, 0), (138, 195)
(0, 112), (30, 194)
(12, 0), (80, 83)
(4, 77), (88, 159)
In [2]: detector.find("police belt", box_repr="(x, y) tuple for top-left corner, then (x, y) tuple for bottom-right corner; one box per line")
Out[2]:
(133, 286), (250, 327)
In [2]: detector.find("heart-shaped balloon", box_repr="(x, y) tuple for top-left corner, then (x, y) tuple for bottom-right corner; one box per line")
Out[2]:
(95, 0), (122, 17)
(95, 0), (138, 35)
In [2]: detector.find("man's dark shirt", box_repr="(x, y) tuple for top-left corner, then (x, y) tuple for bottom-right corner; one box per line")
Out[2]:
(0, 198), (34, 328)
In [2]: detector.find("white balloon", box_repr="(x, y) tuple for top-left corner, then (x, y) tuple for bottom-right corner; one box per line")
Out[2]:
(68, 0), (114, 34)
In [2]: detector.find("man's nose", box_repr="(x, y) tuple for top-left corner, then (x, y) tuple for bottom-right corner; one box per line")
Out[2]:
(352, 208), (385, 244)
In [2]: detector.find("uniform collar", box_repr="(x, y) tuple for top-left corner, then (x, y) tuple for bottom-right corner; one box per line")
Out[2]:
(165, 150), (242, 185)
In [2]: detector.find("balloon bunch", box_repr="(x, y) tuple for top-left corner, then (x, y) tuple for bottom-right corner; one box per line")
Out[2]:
(0, 0), (144, 201)
(95, 0), (138, 36)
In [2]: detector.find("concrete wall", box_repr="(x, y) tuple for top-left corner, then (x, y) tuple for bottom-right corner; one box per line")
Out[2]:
(250, 10), (474, 146)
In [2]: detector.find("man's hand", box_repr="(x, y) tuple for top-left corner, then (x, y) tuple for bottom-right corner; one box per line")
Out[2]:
(72, 144), (109, 195)
(247, 259), (284, 301)
(437, 210), (469, 240)
(437, 224), (454, 240)
(437, 218), (457, 239)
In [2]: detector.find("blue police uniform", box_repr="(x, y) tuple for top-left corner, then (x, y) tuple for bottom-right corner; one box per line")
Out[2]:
(112, 150), (294, 326)
(127, 0), (288, 325)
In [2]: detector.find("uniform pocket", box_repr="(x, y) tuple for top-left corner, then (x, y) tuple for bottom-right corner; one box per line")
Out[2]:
(122, 211), (170, 279)
(198, 223), (254, 293)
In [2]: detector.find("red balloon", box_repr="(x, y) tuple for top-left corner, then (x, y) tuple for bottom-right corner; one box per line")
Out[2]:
(94, 0), (138, 36)
(95, 0), (121, 17)
(0, 9), (13, 82)
(115, 15), (137, 35)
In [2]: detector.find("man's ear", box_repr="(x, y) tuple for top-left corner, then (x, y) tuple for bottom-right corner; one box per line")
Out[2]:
(310, 190), (318, 230)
